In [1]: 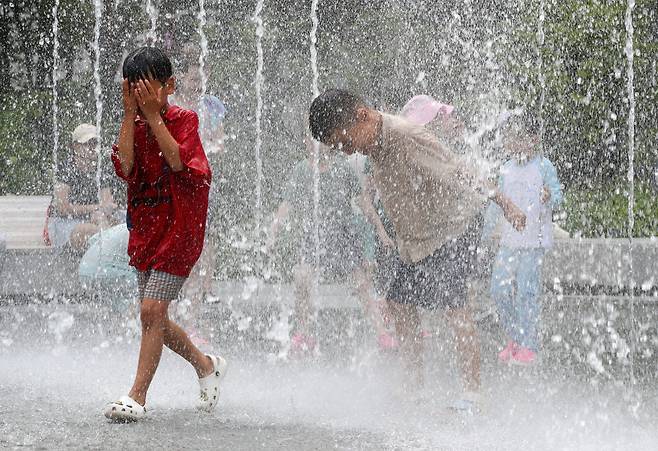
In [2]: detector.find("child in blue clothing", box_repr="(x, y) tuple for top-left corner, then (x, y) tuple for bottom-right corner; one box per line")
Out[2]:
(483, 116), (563, 365)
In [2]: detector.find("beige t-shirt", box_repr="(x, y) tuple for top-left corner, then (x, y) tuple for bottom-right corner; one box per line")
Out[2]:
(370, 113), (488, 263)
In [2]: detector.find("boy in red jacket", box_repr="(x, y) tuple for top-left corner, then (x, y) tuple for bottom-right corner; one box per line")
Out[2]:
(104, 47), (226, 422)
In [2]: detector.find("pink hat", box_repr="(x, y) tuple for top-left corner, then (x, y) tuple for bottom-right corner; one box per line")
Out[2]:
(400, 95), (454, 126)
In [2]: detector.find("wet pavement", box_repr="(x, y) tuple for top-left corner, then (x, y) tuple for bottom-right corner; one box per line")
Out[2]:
(2, 302), (658, 450)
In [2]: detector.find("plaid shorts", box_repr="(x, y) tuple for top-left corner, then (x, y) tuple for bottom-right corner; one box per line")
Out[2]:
(137, 270), (186, 302)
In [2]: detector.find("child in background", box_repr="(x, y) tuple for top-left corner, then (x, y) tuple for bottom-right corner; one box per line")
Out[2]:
(104, 47), (226, 422)
(267, 135), (391, 355)
(172, 55), (227, 346)
(484, 116), (562, 365)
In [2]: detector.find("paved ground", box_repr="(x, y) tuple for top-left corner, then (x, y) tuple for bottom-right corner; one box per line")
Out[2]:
(2, 302), (658, 451)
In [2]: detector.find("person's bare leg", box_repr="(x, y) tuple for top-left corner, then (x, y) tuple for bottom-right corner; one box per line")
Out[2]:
(292, 263), (314, 336)
(447, 306), (481, 392)
(163, 318), (214, 378)
(353, 265), (387, 336)
(127, 299), (168, 406)
(388, 300), (423, 387)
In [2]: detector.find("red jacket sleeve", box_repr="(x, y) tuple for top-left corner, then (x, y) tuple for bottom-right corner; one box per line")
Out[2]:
(176, 110), (211, 182)
(111, 144), (139, 183)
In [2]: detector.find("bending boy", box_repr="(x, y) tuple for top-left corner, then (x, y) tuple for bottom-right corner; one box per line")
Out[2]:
(309, 89), (525, 412)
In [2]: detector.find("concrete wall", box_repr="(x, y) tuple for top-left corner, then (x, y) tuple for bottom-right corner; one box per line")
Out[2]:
(1, 238), (656, 298)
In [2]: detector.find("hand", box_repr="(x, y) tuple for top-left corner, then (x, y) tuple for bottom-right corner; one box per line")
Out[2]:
(541, 186), (550, 204)
(122, 79), (138, 118)
(506, 204), (526, 232)
(134, 78), (165, 120)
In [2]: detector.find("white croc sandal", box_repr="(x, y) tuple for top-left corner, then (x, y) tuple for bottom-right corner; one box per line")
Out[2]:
(104, 395), (146, 422)
(197, 354), (228, 412)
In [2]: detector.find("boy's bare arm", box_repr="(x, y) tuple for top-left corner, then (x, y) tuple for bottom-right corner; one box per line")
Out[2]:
(358, 181), (394, 248)
(116, 79), (137, 176)
(136, 79), (184, 172)
(417, 134), (526, 232)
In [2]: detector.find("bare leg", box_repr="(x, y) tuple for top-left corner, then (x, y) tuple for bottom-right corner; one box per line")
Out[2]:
(163, 318), (213, 378)
(128, 299), (168, 406)
(447, 307), (481, 392)
(292, 263), (314, 336)
(388, 300), (423, 387)
(128, 299), (214, 406)
(352, 265), (387, 336)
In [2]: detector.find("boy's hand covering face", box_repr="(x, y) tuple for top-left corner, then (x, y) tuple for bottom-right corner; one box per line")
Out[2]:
(122, 79), (138, 118)
(135, 78), (166, 119)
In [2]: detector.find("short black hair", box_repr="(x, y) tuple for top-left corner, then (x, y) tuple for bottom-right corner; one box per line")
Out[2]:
(122, 46), (173, 83)
(309, 89), (366, 143)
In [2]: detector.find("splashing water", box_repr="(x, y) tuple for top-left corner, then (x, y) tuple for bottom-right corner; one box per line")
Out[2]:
(624, 0), (636, 388)
(92, 0), (103, 201)
(197, 0), (209, 96)
(93, 0), (104, 278)
(145, 0), (157, 45)
(537, 0), (546, 153)
(47, 311), (74, 344)
(309, 0), (321, 291)
(51, 0), (60, 190)
(253, 0), (265, 265)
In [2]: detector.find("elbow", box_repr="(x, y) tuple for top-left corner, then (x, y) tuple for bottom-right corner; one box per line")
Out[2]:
(121, 162), (134, 177)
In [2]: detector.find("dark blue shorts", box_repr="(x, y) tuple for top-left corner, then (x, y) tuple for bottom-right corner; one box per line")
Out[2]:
(387, 216), (482, 310)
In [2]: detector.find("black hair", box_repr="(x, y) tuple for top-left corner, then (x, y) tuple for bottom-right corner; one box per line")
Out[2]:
(309, 89), (366, 143)
(122, 46), (173, 83)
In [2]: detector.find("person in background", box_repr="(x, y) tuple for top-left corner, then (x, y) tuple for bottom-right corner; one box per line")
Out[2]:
(484, 115), (563, 366)
(171, 56), (227, 346)
(267, 135), (390, 356)
(47, 124), (118, 252)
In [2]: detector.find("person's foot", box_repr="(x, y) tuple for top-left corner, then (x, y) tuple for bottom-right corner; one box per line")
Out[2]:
(377, 332), (399, 351)
(288, 333), (316, 357)
(498, 340), (518, 363)
(197, 354), (228, 412)
(511, 347), (537, 366)
(104, 395), (146, 422)
(448, 391), (481, 415)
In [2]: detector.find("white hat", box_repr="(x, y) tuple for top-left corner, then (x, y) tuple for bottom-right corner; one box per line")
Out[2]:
(72, 124), (98, 143)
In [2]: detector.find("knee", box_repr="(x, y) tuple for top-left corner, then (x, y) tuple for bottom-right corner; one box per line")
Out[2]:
(448, 308), (476, 332)
(140, 301), (168, 330)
